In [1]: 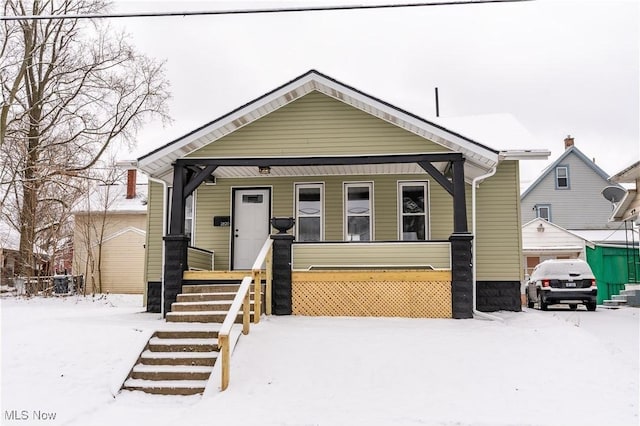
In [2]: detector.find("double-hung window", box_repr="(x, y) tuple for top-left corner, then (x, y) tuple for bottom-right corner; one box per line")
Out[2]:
(399, 182), (429, 240)
(555, 166), (569, 189)
(295, 184), (323, 242)
(344, 183), (373, 241)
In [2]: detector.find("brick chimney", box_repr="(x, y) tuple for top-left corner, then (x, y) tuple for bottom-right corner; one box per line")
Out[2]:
(564, 135), (574, 150)
(126, 169), (137, 199)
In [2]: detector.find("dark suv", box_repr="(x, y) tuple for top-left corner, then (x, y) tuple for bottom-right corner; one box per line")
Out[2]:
(525, 259), (597, 311)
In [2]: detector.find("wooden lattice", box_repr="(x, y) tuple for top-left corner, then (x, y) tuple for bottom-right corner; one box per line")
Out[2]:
(292, 270), (452, 318)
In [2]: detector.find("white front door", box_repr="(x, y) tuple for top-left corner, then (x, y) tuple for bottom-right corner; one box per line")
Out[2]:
(233, 188), (270, 270)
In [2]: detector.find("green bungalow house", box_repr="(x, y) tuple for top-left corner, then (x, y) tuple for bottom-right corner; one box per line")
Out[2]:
(136, 70), (549, 320)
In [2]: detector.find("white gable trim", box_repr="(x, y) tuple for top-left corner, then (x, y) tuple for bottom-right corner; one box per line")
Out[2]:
(138, 70), (500, 179)
(94, 227), (146, 247)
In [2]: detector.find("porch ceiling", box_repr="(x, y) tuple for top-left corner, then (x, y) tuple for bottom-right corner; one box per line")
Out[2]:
(156, 157), (493, 184)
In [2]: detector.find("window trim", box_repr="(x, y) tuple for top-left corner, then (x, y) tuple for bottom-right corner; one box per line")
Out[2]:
(555, 165), (570, 189)
(294, 182), (324, 242)
(397, 181), (430, 240)
(535, 204), (551, 221)
(343, 182), (374, 241)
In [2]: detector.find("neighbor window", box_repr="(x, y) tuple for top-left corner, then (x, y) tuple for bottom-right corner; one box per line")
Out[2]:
(398, 182), (429, 240)
(344, 183), (373, 241)
(555, 166), (569, 189)
(295, 183), (323, 242)
(536, 204), (551, 221)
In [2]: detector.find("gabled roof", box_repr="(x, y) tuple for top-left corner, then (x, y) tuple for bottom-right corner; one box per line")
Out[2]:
(522, 217), (595, 249)
(73, 183), (148, 214)
(521, 145), (614, 199)
(610, 160), (640, 184)
(138, 70), (508, 181)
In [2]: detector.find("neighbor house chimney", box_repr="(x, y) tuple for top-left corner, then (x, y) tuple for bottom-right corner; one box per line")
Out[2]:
(564, 135), (574, 150)
(126, 169), (137, 199)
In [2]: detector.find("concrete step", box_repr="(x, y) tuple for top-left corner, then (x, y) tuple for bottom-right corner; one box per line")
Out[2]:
(165, 310), (254, 323)
(139, 350), (218, 366)
(611, 295), (628, 302)
(625, 284), (640, 291)
(123, 378), (207, 395)
(620, 289), (640, 296)
(603, 300), (627, 307)
(148, 337), (218, 352)
(131, 364), (213, 381)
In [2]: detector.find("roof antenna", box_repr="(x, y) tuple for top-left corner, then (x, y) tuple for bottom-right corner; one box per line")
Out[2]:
(435, 87), (440, 117)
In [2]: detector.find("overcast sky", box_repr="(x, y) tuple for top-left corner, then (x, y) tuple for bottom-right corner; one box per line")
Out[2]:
(111, 0), (639, 189)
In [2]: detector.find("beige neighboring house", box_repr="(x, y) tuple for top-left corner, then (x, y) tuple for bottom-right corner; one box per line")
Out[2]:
(73, 168), (148, 294)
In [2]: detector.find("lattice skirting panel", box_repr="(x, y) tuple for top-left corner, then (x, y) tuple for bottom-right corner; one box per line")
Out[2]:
(292, 270), (452, 318)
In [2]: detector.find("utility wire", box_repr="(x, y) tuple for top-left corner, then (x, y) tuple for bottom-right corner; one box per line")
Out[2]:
(1, 0), (534, 21)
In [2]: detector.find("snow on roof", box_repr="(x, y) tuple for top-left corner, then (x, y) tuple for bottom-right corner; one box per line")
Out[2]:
(431, 113), (540, 151)
(0, 221), (20, 251)
(74, 183), (148, 214)
(569, 228), (639, 245)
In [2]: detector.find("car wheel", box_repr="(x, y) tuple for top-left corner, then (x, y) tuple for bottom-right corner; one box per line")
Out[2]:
(527, 293), (534, 309)
(569, 304), (578, 311)
(586, 302), (596, 311)
(539, 293), (548, 311)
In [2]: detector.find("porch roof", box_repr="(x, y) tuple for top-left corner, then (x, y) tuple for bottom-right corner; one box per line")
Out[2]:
(138, 70), (515, 183)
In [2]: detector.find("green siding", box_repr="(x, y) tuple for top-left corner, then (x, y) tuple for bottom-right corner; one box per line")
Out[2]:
(187, 91), (449, 158)
(145, 181), (164, 283)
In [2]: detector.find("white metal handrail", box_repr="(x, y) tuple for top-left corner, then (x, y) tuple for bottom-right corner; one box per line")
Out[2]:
(218, 275), (252, 391)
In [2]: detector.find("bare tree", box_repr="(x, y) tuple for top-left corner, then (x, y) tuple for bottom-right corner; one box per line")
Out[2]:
(0, 0), (170, 276)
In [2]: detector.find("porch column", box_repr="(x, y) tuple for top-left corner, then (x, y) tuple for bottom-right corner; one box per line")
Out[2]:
(270, 217), (295, 315)
(163, 234), (189, 315)
(451, 158), (468, 233)
(163, 163), (188, 316)
(450, 232), (474, 319)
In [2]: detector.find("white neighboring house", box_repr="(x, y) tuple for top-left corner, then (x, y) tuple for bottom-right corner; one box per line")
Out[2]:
(72, 168), (148, 295)
(609, 160), (640, 225)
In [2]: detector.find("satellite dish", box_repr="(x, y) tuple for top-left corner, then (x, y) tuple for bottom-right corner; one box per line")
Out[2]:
(601, 186), (626, 203)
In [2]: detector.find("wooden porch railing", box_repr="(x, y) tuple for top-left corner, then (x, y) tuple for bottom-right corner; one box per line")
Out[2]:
(218, 237), (273, 391)
(250, 237), (274, 322)
(218, 275), (252, 391)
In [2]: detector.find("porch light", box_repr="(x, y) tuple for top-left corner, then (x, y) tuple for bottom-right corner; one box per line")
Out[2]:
(537, 223), (545, 232)
(258, 166), (271, 175)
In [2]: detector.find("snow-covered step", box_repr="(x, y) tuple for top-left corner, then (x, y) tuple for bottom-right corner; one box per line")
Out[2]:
(139, 350), (218, 366)
(148, 339), (218, 353)
(171, 300), (237, 312)
(177, 292), (237, 302)
(131, 364), (213, 381)
(182, 284), (242, 293)
(123, 378), (208, 395)
(165, 310), (254, 323)
(611, 295), (628, 302)
(603, 300), (625, 308)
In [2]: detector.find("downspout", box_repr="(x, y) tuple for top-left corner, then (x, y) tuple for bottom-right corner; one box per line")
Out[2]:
(472, 166), (504, 322)
(147, 176), (168, 317)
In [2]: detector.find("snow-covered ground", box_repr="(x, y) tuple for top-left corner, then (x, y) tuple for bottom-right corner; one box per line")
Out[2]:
(1, 295), (638, 426)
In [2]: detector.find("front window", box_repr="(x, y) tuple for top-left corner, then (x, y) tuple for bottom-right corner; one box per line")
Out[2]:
(344, 183), (373, 241)
(399, 182), (429, 240)
(295, 184), (323, 242)
(555, 166), (569, 189)
(185, 194), (194, 244)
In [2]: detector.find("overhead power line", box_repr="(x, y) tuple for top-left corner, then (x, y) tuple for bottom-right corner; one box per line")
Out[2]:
(0, 0), (534, 21)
